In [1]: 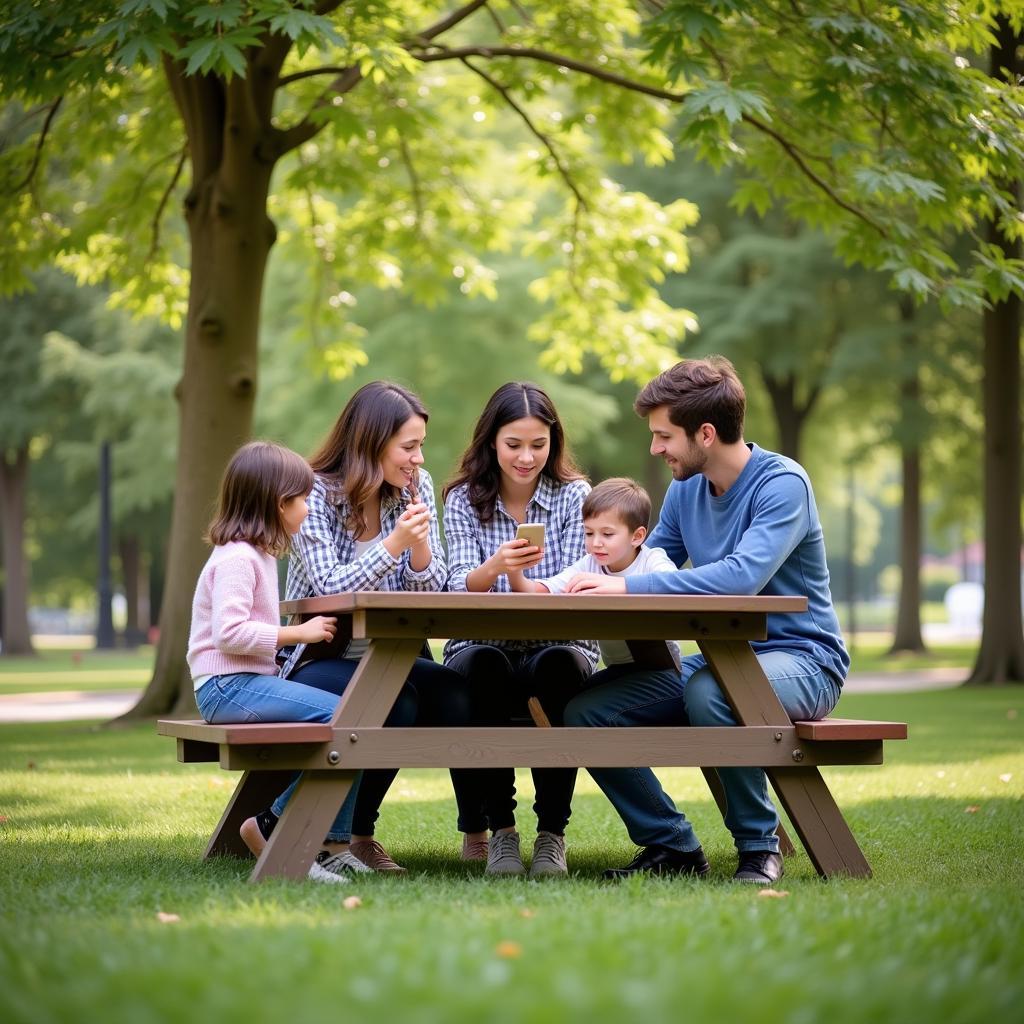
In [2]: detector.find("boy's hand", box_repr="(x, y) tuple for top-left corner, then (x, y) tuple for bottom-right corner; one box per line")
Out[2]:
(297, 615), (338, 644)
(566, 573), (627, 595)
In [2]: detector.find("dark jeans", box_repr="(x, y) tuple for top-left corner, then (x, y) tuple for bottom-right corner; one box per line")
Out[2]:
(446, 644), (593, 835)
(272, 655), (474, 838)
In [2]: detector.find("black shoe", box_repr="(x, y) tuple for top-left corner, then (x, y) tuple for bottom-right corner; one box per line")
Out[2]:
(733, 851), (784, 884)
(603, 844), (710, 880)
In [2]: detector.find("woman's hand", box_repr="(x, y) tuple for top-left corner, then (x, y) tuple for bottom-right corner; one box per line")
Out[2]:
(488, 538), (543, 576)
(384, 502), (432, 556)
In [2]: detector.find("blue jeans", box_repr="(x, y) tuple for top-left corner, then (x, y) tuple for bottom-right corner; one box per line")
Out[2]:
(271, 656), (474, 841)
(196, 670), (360, 842)
(564, 651), (842, 854)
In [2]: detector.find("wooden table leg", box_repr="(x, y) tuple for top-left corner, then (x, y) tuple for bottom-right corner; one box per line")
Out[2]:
(698, 639), (868, 878)
(250, 770), (359, 882)
(205, 769), (295, 860)
(250, 638), (422, 881)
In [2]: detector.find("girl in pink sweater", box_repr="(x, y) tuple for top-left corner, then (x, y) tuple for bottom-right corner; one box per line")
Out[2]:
(187, 440), (361, 885)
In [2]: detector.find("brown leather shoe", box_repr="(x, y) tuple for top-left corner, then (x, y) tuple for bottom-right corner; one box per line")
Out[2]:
(349, 838), (407, 873)
(461, 834), (489, 862)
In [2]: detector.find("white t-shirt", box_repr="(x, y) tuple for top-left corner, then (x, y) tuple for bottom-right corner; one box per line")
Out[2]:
(343, 532), (382, 661)
(540, 545), (682, 666)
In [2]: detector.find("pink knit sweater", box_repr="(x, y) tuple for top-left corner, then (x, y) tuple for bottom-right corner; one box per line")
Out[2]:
(187, 541), (282, 680)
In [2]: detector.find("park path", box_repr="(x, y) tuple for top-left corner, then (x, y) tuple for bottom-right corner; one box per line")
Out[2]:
(0, 668), (967, 723)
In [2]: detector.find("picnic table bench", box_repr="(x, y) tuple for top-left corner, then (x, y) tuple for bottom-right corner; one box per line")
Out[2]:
(159, 593), (907, 882)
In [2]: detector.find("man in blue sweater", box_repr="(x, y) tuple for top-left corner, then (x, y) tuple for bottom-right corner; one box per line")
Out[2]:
(563, 356), (849, 884)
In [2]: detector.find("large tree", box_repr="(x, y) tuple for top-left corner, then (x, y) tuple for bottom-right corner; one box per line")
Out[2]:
(2, 1), (1022, 709)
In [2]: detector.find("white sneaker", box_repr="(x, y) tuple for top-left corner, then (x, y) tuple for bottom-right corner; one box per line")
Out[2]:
(307, 859), (351, 885)
(317, 849), (372, 876)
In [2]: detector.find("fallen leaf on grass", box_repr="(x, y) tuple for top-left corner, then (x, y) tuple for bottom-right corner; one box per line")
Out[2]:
(518, 908), (535, 919)
(1007, 709), (1018, 720)
(495, 941), (522, 958)
(0, 816), (8, 824)
(26, 762), (35, 770)
(757, 889), (790, 899)
(999, 774), (1013, 783)
(156, 912), (180, 923)
(964, 806), (980, 814)
(342, 896), (362, 910)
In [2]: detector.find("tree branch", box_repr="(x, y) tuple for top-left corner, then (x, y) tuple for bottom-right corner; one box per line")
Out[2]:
(147, 145), (187, 265)
(411, 0), (490, 44)
(742, 113), (884, 235)
(397, 132), (425, 226)
(410, 45), (688, 101)
(10, 97), (62, 193)
(460, 56), (588, 211)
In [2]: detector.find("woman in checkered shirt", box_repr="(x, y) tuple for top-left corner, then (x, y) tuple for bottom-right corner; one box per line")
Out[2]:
(241, 382), (475, 876)
(443, 382), (599, 878)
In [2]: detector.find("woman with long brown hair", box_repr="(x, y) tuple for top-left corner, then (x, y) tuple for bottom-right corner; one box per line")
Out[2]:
(240, 381), (473, 875)
(443, 382), (598, 878)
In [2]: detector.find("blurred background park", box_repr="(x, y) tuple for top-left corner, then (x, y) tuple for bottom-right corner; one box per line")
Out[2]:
(1, 4), (1022, 1023)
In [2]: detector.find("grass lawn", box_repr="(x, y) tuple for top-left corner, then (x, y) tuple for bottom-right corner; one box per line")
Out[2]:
(1, 687), (1022, 1024)
(0, 647), (155, 696)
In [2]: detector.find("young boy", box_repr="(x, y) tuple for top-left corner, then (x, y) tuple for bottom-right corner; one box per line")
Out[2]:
(507, 477), (679, 667)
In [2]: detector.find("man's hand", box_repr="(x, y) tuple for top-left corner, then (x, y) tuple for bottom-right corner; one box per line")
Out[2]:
(566, 573), (627, 595)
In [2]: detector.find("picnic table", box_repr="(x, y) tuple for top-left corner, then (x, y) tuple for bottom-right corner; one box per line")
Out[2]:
(159, 593), (906, 882)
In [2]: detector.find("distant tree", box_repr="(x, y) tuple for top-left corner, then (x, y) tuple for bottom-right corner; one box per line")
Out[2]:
(3, 1), (1022, 706)
(0, 268), (96, 655)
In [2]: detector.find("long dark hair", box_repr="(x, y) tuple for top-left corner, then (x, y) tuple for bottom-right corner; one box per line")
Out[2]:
(207, 441), (314, 557)
(310, 381), (428, 537)
(445, 381), (584, 522)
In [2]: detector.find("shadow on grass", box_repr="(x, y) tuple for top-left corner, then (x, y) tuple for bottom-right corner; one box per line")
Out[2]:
(3, 793), (1022, 895)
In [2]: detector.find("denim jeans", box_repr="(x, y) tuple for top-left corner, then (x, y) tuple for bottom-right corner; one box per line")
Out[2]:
(564, 651), (842, 854)
(196, 670), (360, 842)
(447, 644), (593, 835)
(271, 656), (474, 841)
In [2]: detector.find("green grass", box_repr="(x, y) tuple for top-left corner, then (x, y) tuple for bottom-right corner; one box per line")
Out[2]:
(0, 646), (154, 696)
(845, 640), (977, 675)
(1, 688), (1022, 1024)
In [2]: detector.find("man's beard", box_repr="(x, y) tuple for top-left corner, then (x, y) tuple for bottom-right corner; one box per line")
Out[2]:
(670, 449), (707, 481)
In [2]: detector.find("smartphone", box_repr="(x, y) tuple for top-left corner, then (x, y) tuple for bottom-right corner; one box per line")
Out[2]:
(515, 523), (545, 548)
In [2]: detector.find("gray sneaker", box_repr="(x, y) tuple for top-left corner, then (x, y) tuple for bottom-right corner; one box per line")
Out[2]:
(317, 848), (372, 877)
(486, 830), (525, 876)
(529, 830), (568, 878)
(306, 860), (350, 885)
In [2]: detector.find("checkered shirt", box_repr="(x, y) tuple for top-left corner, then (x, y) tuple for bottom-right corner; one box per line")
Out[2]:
(442, 476), (599, 667)
(278, 468), (446, 677)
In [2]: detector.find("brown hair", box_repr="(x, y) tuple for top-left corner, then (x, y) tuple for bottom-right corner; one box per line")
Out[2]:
(634, 356), (746, 444)
(444, 381), (585, 523)
(582, 477), (652, 533)
(207, 441), (314, 557)
(310, 381), (428, 538)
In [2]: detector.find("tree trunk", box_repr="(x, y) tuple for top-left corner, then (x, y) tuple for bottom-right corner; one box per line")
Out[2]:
(890, 297), (925, 653)
(967, 17), (1024, 686)
(118, 69), (278, 719)
(119, 534), (145, 648)
(0, 445), (35, 656)
(762, 372), (811, 463)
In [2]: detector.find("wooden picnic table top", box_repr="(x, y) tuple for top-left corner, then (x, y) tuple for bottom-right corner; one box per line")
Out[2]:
(281, 592), (809, 615)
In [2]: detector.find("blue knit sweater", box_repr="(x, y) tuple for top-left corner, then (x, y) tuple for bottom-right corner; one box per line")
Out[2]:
(627, 444), (849, 684)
